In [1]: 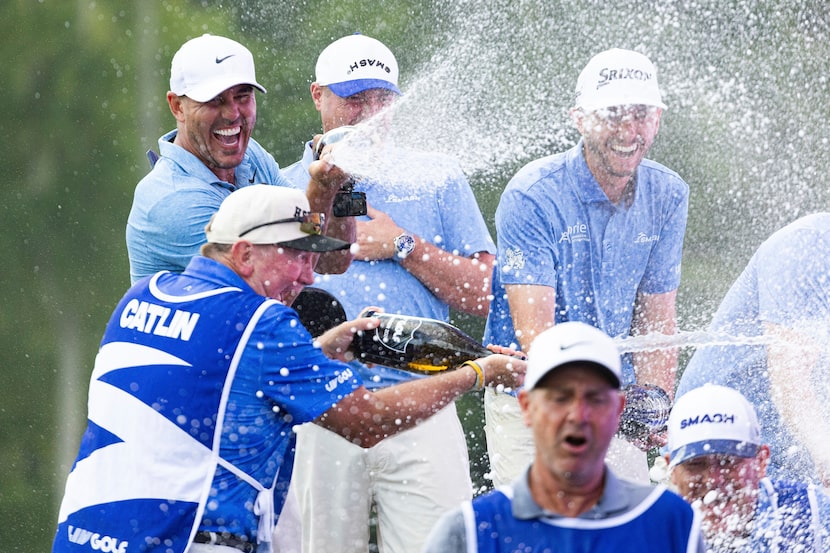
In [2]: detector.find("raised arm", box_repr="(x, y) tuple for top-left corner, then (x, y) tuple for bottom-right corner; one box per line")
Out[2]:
(354, 204), (494, 316)
(312, 315), (525, 448)
(317, 352), (523, 448)
(306, 152), (356, 274)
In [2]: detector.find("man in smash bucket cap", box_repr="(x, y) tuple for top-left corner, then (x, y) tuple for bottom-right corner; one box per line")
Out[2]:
(127, 34), (355, 285)
(483, 46), (688, 486)
(280, 33), (496, 553)
(314, 33), (401, 97)
(423, 322), (704, 553)
(666, 384), (830, 553)
(52, 185), (525, 553)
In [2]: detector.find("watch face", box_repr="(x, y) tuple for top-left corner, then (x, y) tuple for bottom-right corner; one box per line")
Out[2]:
(395, 234), (416, 258)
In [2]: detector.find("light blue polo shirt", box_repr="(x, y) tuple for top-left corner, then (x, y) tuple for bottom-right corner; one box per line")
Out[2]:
(484, 141), (688, 383)
(126, 129), (290, 283)
(283, 142), (496, 388)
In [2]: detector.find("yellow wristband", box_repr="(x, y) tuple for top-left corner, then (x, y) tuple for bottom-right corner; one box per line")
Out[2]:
(462, 360), (485, 391)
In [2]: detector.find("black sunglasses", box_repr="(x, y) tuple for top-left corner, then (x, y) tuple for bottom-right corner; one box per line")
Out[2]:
(238, 212), (325, 237)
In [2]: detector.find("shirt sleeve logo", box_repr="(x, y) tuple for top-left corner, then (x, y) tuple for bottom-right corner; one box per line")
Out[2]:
(503, 248), (526, 271)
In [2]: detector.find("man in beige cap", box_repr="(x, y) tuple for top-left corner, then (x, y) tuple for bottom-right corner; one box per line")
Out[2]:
(423, 322), (704, 553)
(127, 34), (354, 285)
(53, 185), (524, 553)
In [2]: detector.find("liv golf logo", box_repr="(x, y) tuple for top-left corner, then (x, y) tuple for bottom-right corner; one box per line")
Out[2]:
(67, 526), (129, 553)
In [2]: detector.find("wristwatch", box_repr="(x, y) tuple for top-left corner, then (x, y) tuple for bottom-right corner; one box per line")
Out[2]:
(393, 233), (416, 260)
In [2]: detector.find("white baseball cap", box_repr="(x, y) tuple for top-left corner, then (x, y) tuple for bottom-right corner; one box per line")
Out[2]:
(205, 185), (350, 252)
(574, 48), (666, 112)
(668, 385), (762, 468)
(170, 34), (266, 102)
(315, 34), (401, 98)
(525, 322), (622, 390)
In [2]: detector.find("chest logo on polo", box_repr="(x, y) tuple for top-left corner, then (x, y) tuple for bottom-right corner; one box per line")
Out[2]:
(385, 193), (420, 203)
(634, 232), (659, 244)
(559, 222), (589, 244)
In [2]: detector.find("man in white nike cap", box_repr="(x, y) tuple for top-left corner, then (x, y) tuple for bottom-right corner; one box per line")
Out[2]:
(424, 321), (704, 553)
(127, 34), (354, 285)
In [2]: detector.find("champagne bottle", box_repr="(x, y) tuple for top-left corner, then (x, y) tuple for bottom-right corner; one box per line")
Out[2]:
(351, 311), (492, 374)
(617, 384), (672, 442)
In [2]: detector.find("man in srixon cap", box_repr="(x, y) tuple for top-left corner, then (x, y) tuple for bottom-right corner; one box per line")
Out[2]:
(666, 384), (830, 552)
(127, 34), (355, 285)
(281, 34), (496, 553)
(423, 322), (704, 553)
(52, 185), (525, 553)
(483, 47), (689, 485)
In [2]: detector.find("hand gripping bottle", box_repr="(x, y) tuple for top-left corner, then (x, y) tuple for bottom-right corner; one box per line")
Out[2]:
(351, 311), (492, 374)
(617, 384), (672, 442)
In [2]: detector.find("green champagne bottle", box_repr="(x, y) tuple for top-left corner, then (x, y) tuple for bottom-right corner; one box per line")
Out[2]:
(351, 311), (492, 374)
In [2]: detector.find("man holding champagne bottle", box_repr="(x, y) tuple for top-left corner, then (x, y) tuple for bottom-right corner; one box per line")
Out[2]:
(51, 185), (523, 553)
(280, 33), (496, 553)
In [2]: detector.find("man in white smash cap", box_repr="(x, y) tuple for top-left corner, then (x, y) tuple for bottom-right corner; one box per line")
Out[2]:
(52, 185), (524, 553)
(483, 47), (689, 485)
(127, 34), (354, 285)
(665, 384), (830, 553)
(280, 33), (496, 553)
(423, 322), (704, 553)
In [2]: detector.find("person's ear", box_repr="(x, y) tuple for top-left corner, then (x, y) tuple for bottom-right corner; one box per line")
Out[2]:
(310, 83), (325, 112)
(570, 107), (585, 133)
(518, 389), (533, 428)
(167, 92), (186, 122)
(230, 241), (256, 277)
(757, 444), (771, 475)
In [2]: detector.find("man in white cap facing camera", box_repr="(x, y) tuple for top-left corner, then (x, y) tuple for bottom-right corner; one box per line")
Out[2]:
(281, 34), (496, 553)
(483, 47), (689, 485)
(52, 185), (524, 553)
(423, 321), (704, 553)
(666, 384), (830, 552)
(127, 34), (354, 285)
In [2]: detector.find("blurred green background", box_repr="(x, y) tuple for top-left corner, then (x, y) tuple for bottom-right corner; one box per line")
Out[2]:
(3, 0), (829, 549)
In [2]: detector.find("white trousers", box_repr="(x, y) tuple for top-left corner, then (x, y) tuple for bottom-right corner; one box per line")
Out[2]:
(188, 545), (243, 553)
(483, 387), (650, 485)
(280, 404), (472, 553)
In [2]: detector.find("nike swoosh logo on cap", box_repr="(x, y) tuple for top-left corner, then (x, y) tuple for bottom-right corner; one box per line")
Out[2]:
(560, 340), (591, 351)
(216, 54), (235, 63)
